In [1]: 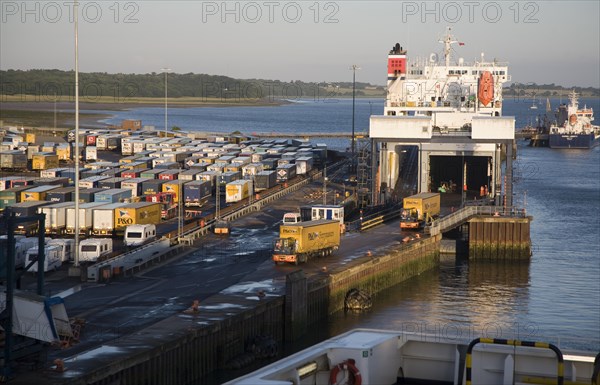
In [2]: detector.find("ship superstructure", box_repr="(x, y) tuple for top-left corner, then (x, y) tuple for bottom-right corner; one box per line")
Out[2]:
(369, 28), (516, 206)
(385, 28), (510, 128)
(549, 90), (599, 148)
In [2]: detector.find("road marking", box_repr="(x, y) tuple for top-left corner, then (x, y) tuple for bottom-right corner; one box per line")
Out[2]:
(206, 277), (224, 283)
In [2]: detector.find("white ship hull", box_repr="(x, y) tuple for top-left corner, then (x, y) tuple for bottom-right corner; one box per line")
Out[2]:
(227, 329), (598, 385)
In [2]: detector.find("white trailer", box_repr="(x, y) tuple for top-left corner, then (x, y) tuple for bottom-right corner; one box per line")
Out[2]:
(25, 245), (62, 272)
(79, 238), (113, 262)
(66, 202), (107, 235)
(92, 203), (128, 236)
(39, 202), (73, 235)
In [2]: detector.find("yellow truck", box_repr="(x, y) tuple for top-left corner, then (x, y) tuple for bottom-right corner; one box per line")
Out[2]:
(273, 219), (340, 265)
(114, 202), (162, 233)
(400, 192), (441, 230)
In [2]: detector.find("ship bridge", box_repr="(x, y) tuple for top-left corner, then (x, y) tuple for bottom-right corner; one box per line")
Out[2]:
(369, 115), (515, 207)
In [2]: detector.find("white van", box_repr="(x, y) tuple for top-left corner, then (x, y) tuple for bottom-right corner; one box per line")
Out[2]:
(25, 245), (62, 272)
(79, 238), (113, 262)
(124, 224), (157, 247)
(47, 238), (75, 262)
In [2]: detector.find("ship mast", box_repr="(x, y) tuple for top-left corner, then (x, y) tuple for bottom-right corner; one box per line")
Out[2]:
(439, 27), (458, 67)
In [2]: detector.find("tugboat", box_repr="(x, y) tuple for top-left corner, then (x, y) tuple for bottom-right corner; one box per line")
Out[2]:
(549, 91), (599, 149)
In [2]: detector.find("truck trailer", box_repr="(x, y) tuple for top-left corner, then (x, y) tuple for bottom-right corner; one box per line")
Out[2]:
(272, 219), (340, 265)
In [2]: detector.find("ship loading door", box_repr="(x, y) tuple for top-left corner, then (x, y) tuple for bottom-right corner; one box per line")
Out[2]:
(429, 155), (490, 194)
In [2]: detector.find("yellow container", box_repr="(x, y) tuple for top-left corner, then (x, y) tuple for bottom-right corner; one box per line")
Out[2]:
(32, 153), (59, 170)
(25, 133), (36, 144)
(162, 180), (186, 204)
(113, 202), (162, 231)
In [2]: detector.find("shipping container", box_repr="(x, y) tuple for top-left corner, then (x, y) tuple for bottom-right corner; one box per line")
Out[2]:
(207, 164), (224, 173)
(140, 169), (164, 179)
(79, 176), (111, 189)
(0, 176), (21, 191)
(45, 187), (75, 203)
(20, 185), (61, 202)
(4, 201), (51, 235)
(121, 178), (150, 197)
(40, 167), (69, 179)
(162, 180), (187, 204)
(39, 202), (73, 234)
(0, 186), (32, 209)
(0, 150), (27, 169)
(254, 170), (277, 191)
(225, 179), (253, 203)
(154, 161), (181, 170)
(183, 180), (212, 207)
(56, 145), (71, 161)
(66, 202), (107, 235)
(261, 158), (278, 170)
(99, 168), (123, 178)
(10, 177), (37, 188)
(141, 179), (166, 196)
(242, 163), (264, 177)
(158, 169), (180, 181)
(276, 163), (297, 182)
(94, 188), (132, 204)
(188, 161), (211, 172)
(92, 203), (128, 236)
(85, 146), (97, 161)
(32, 177), (69, 187)
(114, 202), (162, 233)
(218, 171), (241, 188)
(80, 168), (106, 179)
(120, 168), (147, 179)
(197, 171), (218, 188)
(178, 169), (201, 181)
(295, 156), (314, 175)
(79, 188), (104, 203)
(26, 145), (40, 160)
(32, 153), (59, 170)
(119, 161), (146, 171)
(98, 177), (127, 190)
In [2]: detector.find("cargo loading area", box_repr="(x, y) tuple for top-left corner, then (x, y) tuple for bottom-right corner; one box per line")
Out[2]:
(428, 155), (491, 194)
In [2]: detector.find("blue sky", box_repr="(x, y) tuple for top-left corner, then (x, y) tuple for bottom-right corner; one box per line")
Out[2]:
(1, 1), (599, 87)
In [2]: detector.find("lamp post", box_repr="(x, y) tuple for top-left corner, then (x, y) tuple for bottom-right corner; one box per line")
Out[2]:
(350, 65), (361, 170)
(73, 0), (80, 270)
(161, 68), (171, 137)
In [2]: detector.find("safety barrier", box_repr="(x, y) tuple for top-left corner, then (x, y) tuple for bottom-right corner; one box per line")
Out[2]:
(427, 206), (527, 236)
(86, 239), (173, 282)
(466, 338), (564, 385)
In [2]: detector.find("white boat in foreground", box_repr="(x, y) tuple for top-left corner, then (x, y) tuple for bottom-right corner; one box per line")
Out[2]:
(226, 329), (599, 385)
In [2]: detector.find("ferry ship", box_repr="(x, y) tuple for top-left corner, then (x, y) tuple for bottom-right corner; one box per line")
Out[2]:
(549, 91), (599, 149)
(226, 329), (599, 385)
(370, 27), (514, 203)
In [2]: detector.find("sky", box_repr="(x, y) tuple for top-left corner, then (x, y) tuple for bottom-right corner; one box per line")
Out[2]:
(1, 1), (599, 87)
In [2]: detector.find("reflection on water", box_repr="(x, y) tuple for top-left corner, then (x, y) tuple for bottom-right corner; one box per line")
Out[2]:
(324, 259), (536, 344)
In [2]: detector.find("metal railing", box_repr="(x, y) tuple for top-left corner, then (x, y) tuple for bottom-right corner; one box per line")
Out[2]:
(427, 206), (527, 236)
